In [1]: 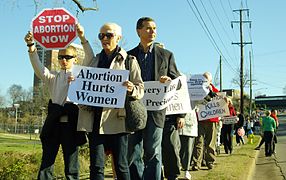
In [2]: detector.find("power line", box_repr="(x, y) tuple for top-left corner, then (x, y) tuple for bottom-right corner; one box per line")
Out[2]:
(231, 8), (252, 114)
(186, 0), (238, 76)
(208, 0), (239, 69)
(255, 80), (284, 89)
(202, 0), (237, 68)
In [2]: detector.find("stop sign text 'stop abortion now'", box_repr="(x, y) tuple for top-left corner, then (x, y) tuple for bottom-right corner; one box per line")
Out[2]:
(32, 8), (77, 50)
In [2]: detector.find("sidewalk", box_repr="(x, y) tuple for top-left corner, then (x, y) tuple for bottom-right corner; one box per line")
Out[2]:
(252, 116), (286, 180)
(251, 146), (284, 180)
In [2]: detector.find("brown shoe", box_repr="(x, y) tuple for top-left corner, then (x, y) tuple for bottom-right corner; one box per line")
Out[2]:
(192, 166), (199, 171)
(207, 164), (214, 170)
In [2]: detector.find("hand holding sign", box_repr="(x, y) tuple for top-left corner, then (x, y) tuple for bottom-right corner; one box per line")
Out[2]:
(160, 76), (172, 83)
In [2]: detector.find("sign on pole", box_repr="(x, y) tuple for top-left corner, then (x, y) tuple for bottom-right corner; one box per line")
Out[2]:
(32, 8), (77, 49)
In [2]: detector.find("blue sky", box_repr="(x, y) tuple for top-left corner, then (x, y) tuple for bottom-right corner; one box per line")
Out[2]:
(0, 0), (285, 103)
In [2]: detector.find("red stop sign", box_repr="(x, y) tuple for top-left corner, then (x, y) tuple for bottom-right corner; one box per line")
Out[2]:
(32, 8), (77, 50)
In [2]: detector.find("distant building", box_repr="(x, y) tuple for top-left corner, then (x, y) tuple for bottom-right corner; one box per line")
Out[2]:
(254, 95), (286, 110)
(223, 89), (240, 99)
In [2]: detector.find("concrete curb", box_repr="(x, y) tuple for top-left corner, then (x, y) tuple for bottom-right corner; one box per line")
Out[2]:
(247, 137), (261, 180)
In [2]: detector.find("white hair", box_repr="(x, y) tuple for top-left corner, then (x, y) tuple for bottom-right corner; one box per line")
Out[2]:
(203, 72), (212, 82)
(100, 22), (122, 36)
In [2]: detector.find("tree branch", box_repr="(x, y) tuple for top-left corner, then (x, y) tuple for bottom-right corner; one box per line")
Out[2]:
(71, 0), (98, 12)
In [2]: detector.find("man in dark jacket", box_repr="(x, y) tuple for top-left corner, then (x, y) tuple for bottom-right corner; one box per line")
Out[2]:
(127, 17), (184, 180)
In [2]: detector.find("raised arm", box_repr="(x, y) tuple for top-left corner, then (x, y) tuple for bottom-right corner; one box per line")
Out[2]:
(24, 32), (51, 80)
(76, 23), (95, 66)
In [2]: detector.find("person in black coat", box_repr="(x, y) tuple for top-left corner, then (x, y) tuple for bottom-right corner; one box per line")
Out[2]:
(235, 112), (245, 145)
(127, 17), (184, 180)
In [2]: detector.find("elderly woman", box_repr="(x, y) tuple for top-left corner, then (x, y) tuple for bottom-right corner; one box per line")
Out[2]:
(76, 23), (144, 180)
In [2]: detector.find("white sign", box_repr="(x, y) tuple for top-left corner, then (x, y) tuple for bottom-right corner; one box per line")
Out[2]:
(197, 96), (230, 120)
(187, 74), (210, 101)
(222, 116), (239, 124)
(166, 75), (192, 115)
(68, 65), (129, 108)
(142, 77), (180, 111)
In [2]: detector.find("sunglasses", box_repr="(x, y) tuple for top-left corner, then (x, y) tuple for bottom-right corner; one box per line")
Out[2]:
(58, 55), (75, 60)
(98, 33), (115, 40)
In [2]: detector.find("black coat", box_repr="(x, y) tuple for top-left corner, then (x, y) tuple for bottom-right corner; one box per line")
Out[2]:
(40, 100), (86, 146)
(128, 45), (184, 128)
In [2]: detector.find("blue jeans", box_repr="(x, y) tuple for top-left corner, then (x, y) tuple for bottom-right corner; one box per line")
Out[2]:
(38, 123), (79, 180)
(88, 133), (130, 180)
(128, 116), (163, 180)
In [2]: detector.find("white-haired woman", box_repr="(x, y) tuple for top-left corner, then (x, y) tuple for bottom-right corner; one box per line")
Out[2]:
(77, 23), (144, 180)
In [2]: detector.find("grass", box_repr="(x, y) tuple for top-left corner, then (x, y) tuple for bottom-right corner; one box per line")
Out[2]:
(0, 133), (92, 179)
(184, 135), (260, 180)
(0, 132), (260, 180)
(0, 133), (41, 152)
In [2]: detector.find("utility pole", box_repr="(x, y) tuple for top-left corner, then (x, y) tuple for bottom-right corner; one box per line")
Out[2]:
(249, 51), (252, 115)
(219, 55), (222, 92)
(231, 8), (252, 115)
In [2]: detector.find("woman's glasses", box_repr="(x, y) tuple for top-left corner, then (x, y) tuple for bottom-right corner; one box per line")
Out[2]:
(98, 33), (115, 40)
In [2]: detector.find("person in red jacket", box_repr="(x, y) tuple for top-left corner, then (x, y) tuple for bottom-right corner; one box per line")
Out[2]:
(221, 98), (237, 154)
(270, 109), (279, 153)
(192, 72), (219, 171)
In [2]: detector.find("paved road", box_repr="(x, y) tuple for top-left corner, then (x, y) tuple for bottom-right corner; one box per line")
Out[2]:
(252, 115), (286, 180)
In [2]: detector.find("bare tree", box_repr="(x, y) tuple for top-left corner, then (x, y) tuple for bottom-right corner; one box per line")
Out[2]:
(231, 68), (250, 88)
(71, 0), (98, 13)
(7, 84), (25, 105)
(0, 94), (5, 108)
(5, 0), (99, 15)
(283, 85), (286, 94)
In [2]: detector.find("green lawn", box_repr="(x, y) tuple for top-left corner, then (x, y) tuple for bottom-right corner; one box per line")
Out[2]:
(0, 133), (41, 152)
(0, 133), (260, 180)
(0, 133), (91, 180)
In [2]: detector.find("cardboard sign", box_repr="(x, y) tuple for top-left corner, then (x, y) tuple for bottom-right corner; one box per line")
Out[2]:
(142, 77), (180, 111)
(166, 75), (192, 115)
(32, 8), (77, 49)
(187, 74), (210, 101)
(197, 95), (230, 120)
(222, 116), (239, 124)
(68, 65), (129, 108)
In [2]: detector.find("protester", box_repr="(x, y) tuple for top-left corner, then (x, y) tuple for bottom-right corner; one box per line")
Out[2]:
(270, 109), (279, 153)
(76, 23), (144, 180)
(24, 25), (86, 179)
(262, 110), (276, 157)
(192, 72), (219, 171)
(235, 112), (245, 146)
(255, 109), (279, 152)
(179, 109), (198, 180)
(221, 98), (237, 154)
(162, 114), (185, 180)
(127, 17), (182, 180)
